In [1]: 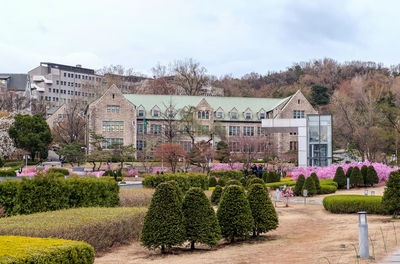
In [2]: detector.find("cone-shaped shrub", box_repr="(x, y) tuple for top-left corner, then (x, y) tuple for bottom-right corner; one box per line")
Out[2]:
(182, 187), (221, 249)
(140, 182), (186, 253)
(310, 173), (321, 194)
(366, 165), (379, 186)
(247, 184), (278, 236)
(226, 179), (242, 186)
(382, 170), (400, 216)
(211, 185), (223, 205)
(166, 180), (184, 202)
(333, 166), (346, 189)
(350, 166), (363, 187)
(266, 171), (280, 183)
(247, 177), (264, 188)
(346, 167), (353, 179)
(361, 165), (368, 185)
(294, 174), (305, 196)
(209, 177), (217, 187)
(217, 185), (254, 243)
(302, 176), (316, 196)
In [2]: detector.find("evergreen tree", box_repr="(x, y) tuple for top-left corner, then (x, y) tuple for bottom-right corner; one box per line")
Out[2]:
(266, 171), (280, 183)
(333, 166), (346, 189)
(166, 180), (184, 203)
(311, 85), (331, 106)
(294, 174), (305, 196)
(215, 141), (230, 162)
(246, 177), (264, 188)
(382, 171), (400, 216)
(302, 176), (316, 196)
(361, 165), (368, 185)
(209, 176), (217, 187)
(182, 187), (221, 249)
(141, 182), (186, 253)
(346, 167), (353, 180)
(350, 166), (363, 187)
(217, 185), (254, 243)
(310, 173), (321, 194)
(211, 185), (223, 205)
(226, 179), (242, 187)
(366, 165), (379, 186)
(247, 184), (278, 236)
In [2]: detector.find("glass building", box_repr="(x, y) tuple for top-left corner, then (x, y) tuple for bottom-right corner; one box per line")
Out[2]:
(307, 114), (332, 166)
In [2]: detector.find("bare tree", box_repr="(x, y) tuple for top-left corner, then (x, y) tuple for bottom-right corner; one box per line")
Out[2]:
(171, 58), (209, 95)
(154, 143), (186, 173)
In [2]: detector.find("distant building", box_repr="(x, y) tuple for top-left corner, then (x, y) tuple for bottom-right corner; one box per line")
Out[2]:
(0, 73), (30, 94)
(86, 85), (317, 161)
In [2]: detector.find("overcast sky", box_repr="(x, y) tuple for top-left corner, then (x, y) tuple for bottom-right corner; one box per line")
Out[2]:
(1, 0), (399, 77)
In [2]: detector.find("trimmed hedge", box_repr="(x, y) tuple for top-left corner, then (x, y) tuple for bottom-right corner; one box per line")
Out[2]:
(0, 207), (146, 253)
(47, 168), (70, 175)
(323, 195), (387, 214)
(0, 169), (16, 177)
(320, 179), (338, 188)
(208, 170), (244, 181)
(0, 236), (94, 264)
(0, 176), (119, 216)
(265, 181), (296, 189)
(142, 173), (208, 192)
(319, 184), (337, 194)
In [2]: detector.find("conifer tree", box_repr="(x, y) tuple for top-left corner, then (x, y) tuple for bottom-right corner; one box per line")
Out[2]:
(350, 166), (363, 187)
(310, 173), (321, 194)
(141, 182), (186, 253)
(346, 167), (353, 179)
(246, 177), (264, 188)
(366, 165), (379, 186)
(302, 176), (316, 196)
(182, 187), (221, 249)
(211, 185), (223, 205)
(247, 184), (278, 236)
(217, 185), (254, 243)
(333, 166), (346, 189)
(361, 165), (368, 185)
(382, 171), (400, 216)
(294, 174), (305, 196)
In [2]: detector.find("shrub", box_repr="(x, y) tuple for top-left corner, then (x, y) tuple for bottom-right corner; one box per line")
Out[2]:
(142, 173), (208, 192)
(320, 179), (338, 188)
(167, 180), (184, 203)
(366, 165), (379, 186)
(264, 171), (280, 183)
(302, 176), (316, 196)
(265, 181), (296, 189)
(0, 236), (94, 264)
(333, 166), (346, 189)
(346, 166), (353, 179)
(209, 176), (217, 187)
(0, 169), (16, 177)
(350, 166), (363, 187)
(226, 179), (242, 187)
(246, 177), (264, 188)
(310, 173), (320, 194)
(217, 185), (254, 243)
(47, 167), (70, 175)
(0, 176), (119, 216)
(119, 188), (154, 207)
(323, 195), (386, 214)
(211, 185), (223, 205)
(361, 165), (368, 185)
(141, 182), (186, 253)
(247, 184), (278, 236)
(217, 177), (227, 187)
(319, 184), (337, 194)
(382, 170), (400, 216)
(294, 174), (305, 196)
(182, 187), (221, 249)
(0, 207), (146, 253)
(209, 170), (244, 181)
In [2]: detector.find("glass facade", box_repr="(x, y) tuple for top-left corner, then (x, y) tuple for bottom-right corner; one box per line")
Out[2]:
(307, 115), (332, 166)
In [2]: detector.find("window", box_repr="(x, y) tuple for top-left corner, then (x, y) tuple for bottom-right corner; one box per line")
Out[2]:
(257, 127), (265, 136)
(229, 126), (240, 136)
(298, 99), (301, 104)
(231, 112), (238, 119)
(260, 112), (265, 119)
(243, 126), (254, 136)
(180, 141), (191, 152)
(217, 112), (223, 118)
(102, 121), (124, 132)
(136, 140), (146, 150)
(56, 80), (59, 85)
(107, 105), (120, 113)
(137, 124), (147, 134)
(229, 142), (240, 152)
(153, 109), (159, 117)
(245, 112), (251, 120)
(58, 114), (62, 118)
(293, 110), (305, 119)
(290, 141), (298, 151)
(150, 124), (162, 135)
(197, 111), (209, 119)
(64, 73), (66, 77)
(48, 88), (51, 93)
(168, 111), (174, 118)
(102, 138), (124, 149)
(290, 132), (297, 135)
(138, 110), (144, 117)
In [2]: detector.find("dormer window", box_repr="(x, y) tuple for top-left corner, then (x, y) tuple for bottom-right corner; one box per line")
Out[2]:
(168, 111), (174, 118)
(138, 109), (144, 117)
(197, 110), (210, 119)
(217, 112), (223, 118)
(260, 113), (265, 119)
(231, 112), (238, 119)
(153, 110), (159, 117)
(245, 113), (251, 120)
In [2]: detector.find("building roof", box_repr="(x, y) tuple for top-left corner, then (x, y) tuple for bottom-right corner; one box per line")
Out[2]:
(40, 62), (95, 75)
(123, 94), (291, 121)
(0, 74), (29, 91)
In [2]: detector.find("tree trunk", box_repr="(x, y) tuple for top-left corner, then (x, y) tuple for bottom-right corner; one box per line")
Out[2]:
(190, 241), (195, 250)
(230, 237), (234, 243)
(91, 161), (96, 171)
(161, 245), (166, 254)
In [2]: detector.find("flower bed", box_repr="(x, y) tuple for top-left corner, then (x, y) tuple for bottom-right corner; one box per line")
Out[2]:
(211, 163), (243, 171)
(291, 162), (398, 182)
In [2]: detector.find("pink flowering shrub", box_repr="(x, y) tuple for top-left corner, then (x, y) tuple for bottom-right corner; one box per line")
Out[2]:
(16, 166), (36, 177)
(290, 161), (398, 182)
(152, 167), (169, 174)
(86, 171), (105, 177)
(211, 163), (243, 171)
(280, 187), (294, 207)
(128, 169), (138, 177)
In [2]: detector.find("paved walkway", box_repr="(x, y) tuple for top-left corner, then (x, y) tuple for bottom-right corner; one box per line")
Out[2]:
(271, 197), (323, 205)
(381, 250), (400, 263)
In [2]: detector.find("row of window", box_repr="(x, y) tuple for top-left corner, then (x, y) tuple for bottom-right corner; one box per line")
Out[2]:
(293, 110), (305, 119)
(102, 138), (123, 148)
(107, 105), (120, 113)
(48, 88), (96, 97)
(55, 80), (98, 89)
(102, 121), (124, 132)
(136, 109), (268, 120)
(63, 72), (101, 82)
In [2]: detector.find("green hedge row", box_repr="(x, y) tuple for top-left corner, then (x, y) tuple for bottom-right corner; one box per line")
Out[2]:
(0, 207), (146, 253)
(320, 184), (337, 194)
(208, 170), (244, 180)
(47, 168), (70, 175)
(0, 169), (16, 177)
(142, 173), (208, 192)
(265, 181), (296, 189)
(0, 176), (119, 216)
(323, 195), (387, 214)
(0, 236), (94, 264)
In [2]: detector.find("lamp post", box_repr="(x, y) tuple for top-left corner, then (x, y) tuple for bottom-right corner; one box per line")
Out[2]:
(347, 177), (350, 190)
(358, 211), (369, 258)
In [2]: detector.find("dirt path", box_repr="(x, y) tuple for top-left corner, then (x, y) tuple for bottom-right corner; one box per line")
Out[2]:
(95, 200), (399, 264)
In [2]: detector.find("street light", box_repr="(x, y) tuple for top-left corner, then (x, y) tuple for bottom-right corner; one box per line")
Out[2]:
(358, 211), (369, 258)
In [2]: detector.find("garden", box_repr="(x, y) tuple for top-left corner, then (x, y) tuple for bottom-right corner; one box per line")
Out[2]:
(1, 161), (400, 263)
